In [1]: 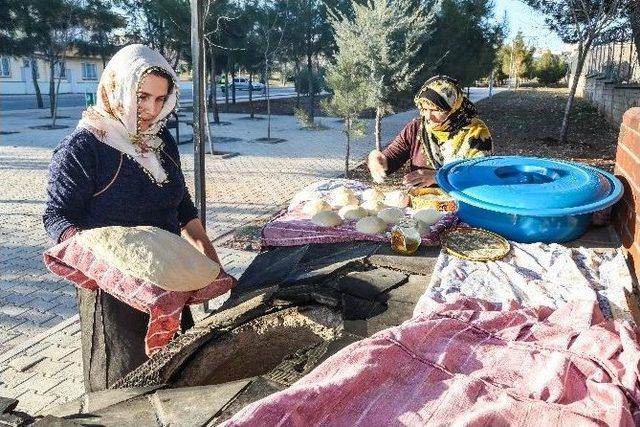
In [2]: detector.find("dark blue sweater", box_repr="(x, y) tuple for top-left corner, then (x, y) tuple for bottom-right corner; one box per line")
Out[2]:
(43, 127), (199, 243)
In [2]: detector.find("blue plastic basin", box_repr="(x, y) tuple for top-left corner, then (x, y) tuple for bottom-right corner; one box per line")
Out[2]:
(436, 156), (624, 243)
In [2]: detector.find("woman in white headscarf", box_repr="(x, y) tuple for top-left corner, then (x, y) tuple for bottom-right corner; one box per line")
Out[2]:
(43, 45), (221, 391)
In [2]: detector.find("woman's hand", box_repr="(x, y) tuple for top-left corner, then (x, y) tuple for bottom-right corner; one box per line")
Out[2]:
(181, 218), (221, 264)
(403, 169), (436, 189)
(368, 150), (388, 184)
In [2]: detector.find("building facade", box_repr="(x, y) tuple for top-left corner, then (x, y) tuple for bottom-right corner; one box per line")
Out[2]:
(0, 54), (105, 95)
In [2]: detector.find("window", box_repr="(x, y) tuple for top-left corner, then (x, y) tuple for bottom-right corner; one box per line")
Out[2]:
(54, 61), (67, 79)
(0, 57), (10, 77)
(22, 58), (39, 79)
(82, 62), (97, 80)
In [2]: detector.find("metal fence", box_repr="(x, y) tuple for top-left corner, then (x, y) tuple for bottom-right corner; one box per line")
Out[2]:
(584, 41), (640, 84)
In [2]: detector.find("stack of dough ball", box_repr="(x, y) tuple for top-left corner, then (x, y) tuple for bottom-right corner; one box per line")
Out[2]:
(328, 186), (359, 208)
(377, 207), (405, 225)
(361, 188), (385, 204)
(311, 211), (343, 227)
(412, 208), (442, 226)
(355, 216), (387, 235)
(384, 190), (410, 208)
(338, 204), (368, 220)
(303, 198), (332, 216)
(360, 199), (386, 215)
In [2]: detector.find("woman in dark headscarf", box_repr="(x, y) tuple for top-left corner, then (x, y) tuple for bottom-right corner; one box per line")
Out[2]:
(368, 75), (493, 188)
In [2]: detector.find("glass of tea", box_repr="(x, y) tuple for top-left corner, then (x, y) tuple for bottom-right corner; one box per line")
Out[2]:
(391, 218), (421, 255)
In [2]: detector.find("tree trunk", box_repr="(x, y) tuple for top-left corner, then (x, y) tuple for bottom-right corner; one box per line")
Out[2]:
(231, 65), (236, 104)
(295, 62), (300, 109)
(345, 118), (351, 178)
(307, 53), (315, 123)
(632, 2), (640, 66)
(210, 50), (220, 124)
(224, 70), (229, 112)
(266, 62), (271, 139)
(375, 106), (382, 151)
(52, 66), (64, 127)
(30, 57), (43, 109)
(207, 49), (214, 109)
(49, 59), (56, 118)
(249, 73), (254, 119)
(560, 41), (591, 145)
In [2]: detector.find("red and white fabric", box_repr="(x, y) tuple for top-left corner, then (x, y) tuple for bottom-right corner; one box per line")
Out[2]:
(43, 237), (236, 355)
(223, 297), (640, 426)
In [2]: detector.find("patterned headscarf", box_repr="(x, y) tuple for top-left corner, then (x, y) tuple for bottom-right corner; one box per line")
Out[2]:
(414, 76), (492, 168)
(77, 44), (179, 184)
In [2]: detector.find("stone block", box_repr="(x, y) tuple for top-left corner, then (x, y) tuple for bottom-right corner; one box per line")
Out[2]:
(383, 275), (430, 304)
(151, 380), (252, 426)
(338, 268), (408, 301)
(365, 300), (416, 335)
(0, 397), (18, 414)
(7, 356), (45, 373)
(368, 245), (440, 276)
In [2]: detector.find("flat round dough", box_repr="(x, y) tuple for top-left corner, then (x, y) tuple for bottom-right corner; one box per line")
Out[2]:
(413, 208), (442, 226)
(75, 226), (221, 292)
(361, 188), (384, 203)
(355, 216), (388, 235)
(360, 200), (386, 215)
(384, 190), (410, 208)
(311, 211), (343, 227)
(338, 205), (369, 220)
(303, 199), (332, 216)
(377, 207), (405, 224)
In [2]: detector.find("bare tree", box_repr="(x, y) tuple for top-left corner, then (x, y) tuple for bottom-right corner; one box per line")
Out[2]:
(524, 0), (628, 144)
(253, 0), (289, 140)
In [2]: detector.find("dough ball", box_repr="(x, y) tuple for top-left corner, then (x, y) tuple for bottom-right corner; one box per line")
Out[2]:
(416, 220), (430, 236)
(384, 190), (410, 208)
(360, 200), (386, 215)
(303, 199), (332, 216)
(361, 188), (384, 203)
(412, 208), (442, 226)
(377, 207), (406, 225)
(338, 204), (369, 220)
(311, 211), (343, 227)
(355, 216), (388, 235)
(329, 190), (359, 208)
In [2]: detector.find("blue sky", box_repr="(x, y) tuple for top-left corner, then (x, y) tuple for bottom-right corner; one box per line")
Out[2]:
(492, 0), (570, 54)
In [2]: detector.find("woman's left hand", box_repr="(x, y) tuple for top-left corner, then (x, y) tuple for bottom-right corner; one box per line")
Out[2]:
(403, 170), (436, 188)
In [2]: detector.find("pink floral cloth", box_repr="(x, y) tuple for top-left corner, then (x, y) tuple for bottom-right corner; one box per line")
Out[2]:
(43, 237), (236, 355)
(223, 298), (640, 426)
(261, 209), (458, 248)
(261, 179), (458, 248)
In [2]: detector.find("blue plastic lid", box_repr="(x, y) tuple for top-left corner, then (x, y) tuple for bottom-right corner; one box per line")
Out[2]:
(436, 156), (623, 217)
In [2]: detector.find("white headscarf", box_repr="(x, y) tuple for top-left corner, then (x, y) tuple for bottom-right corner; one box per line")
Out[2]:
(77, 44), (179, 184)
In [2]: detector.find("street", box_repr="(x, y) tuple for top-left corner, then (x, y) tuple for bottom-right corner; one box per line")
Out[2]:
(0, 86), (297, 111)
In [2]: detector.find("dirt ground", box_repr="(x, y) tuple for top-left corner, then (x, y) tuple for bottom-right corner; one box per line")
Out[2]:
(478, 88), (618, 171)
(218, 88), (621, 251)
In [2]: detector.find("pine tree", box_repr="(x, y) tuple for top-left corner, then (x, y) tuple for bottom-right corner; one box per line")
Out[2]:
(323, 6), (374, 177)
(329, 0), (437, 150)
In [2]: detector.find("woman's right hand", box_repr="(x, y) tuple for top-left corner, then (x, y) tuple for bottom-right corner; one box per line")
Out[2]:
(368, 150), (388, 184)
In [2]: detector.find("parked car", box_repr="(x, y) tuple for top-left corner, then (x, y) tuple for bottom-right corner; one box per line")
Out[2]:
(220, 77), (264, 92)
